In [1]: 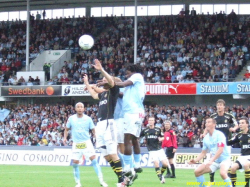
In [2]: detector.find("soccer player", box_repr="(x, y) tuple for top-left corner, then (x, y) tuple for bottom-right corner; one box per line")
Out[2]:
(113, 64), (145, 185)
(189, 117), (232, 187)
(227, 117), (250, 187)
(63, 102), (108, 187)
(162, 120), (178, 178)
(83, 59), (126, 187)
(113, 87), (125, 168)
(202, 99), (238, 183)
(140, 116), (168, 184)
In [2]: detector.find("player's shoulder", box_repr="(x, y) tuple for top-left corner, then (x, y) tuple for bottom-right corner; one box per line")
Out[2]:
(83, 114), (92, 120)
(68, 114), (76, 119)
(215, 130), (226, 137)
(155, 127), (162, 131)
(224, 112), (235, 118)
(210, 113), (217, 118)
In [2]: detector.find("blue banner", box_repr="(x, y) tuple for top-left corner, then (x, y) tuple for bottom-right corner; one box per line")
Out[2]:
(197, 82), (250, 94)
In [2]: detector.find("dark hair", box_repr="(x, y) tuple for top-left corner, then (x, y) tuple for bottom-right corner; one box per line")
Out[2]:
(240, 117), (249, 125)
(125, 64), (143, 74)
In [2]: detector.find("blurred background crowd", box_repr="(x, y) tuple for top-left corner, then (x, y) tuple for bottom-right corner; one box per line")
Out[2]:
(0, 103), (248, 148)
(0, 10), (250, 85)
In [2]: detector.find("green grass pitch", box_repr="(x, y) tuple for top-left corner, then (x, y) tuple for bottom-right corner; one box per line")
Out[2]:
(0, 165), (246, 187)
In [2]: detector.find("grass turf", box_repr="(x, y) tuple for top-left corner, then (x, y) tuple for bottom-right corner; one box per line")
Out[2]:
(0, 165), (246, 187)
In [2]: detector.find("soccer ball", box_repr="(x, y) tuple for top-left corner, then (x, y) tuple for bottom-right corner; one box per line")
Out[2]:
(78, 34), (94, 50)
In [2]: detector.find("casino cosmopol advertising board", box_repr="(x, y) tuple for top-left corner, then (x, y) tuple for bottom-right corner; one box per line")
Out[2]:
(1, 86), (62, 97)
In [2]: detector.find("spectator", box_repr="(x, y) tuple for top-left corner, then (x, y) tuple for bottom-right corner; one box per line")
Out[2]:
(17, 76), (25, 85)
(244, 70), (250, 81)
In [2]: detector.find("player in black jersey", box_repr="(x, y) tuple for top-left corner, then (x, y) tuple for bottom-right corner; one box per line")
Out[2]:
(84, 59), (127, 187)
(140, 117), (169, 184)
(228, 117), (250, 187)
(202, 99), (238, 184)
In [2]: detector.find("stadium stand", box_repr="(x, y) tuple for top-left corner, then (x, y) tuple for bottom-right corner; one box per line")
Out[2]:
(0, 103), (249, 147)
(0, 12), (250, 85)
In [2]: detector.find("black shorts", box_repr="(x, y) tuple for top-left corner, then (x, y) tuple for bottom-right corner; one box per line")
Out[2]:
(166, 147), (175, 159)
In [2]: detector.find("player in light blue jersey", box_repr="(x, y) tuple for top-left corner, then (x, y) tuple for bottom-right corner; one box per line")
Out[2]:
(114, 88), (126, 168)
(188, 117), (232, 187)
(114, 64), (145, 186)
(64, 102), (108, 187)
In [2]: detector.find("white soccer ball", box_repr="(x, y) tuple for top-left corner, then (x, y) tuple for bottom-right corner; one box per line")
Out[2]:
(78, 34), (94, 50)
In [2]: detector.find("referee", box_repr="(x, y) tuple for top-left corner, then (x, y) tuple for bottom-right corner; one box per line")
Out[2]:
(162, 120), (178, 178)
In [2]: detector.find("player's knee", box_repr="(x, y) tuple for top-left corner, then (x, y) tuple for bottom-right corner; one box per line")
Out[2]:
(89, 155), (96, 161)
(72, 160), (79, 165)
(194, 169), (200, 177)
(220, 170), (228, 179)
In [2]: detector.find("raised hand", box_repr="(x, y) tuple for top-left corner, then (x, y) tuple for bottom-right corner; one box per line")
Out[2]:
(93, 59), (103, 71)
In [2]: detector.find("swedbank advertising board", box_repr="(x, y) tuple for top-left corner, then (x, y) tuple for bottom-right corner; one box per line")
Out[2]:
(1, 86), (61, 97)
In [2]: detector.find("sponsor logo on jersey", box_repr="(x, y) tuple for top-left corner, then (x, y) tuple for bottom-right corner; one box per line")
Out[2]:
(243, 145), (250, 149)
(99, 99), (107, 106)
(148, 135), (157, 139)
(216, 124), (228, 128)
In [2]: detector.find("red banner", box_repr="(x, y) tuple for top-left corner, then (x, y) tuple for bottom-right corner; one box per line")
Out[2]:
(145, 83), (196, 95)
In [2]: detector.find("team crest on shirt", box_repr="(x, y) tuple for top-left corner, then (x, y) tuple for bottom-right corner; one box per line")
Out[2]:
(248, 139), (250, 143)
(225, 119), (227, 123)
(104, 93), (107, 97)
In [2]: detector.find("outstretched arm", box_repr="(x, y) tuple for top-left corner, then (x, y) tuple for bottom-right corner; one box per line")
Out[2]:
(83, 74), (99, 100)
(93, 59), (115, 87)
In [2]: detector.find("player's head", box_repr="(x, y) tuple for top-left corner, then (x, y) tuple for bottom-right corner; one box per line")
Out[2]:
(239, 117), (249, 131)
(148, 116), (155, 127)
(164, 120), (172, 131)
(125, 64), (143, 78)
(102, 76), (122, 89)
(216, 99), (225, 112)
(75, 102), (84, 115)
(205, 117), (216, 131)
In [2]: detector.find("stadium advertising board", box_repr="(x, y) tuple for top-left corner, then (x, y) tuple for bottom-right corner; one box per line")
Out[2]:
(175, 153), (239, 169)
(61, 85), (90, 96)
(0, 149), (240, 168)
(0, 149), (71, 166)
(197, 82), (250, 94)
(1, 86), (61, 97)
(145, 83), (196, 95)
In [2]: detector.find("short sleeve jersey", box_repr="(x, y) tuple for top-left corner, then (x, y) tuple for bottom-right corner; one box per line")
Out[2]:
(97, 86), (119, 121)
(66, 114), (94, 143)
(122, 73), (145, 114)
(210, 112), (238, 143)
(202, 130), (230, 163)
(140, 127), (163, 151)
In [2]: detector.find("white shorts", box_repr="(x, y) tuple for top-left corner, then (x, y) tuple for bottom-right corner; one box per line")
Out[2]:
(227, 146), (231, 154)
(96, 119), (117, 156)
(115, 118), (125, 144)
(149, 149), (167, 162)
(209, 159), (231, 173)
(237, 155), (250, 172)
(72, 139), (95, 161)
(124, 112), (144, 138)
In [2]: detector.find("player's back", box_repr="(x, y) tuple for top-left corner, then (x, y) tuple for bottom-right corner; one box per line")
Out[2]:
(123, 73), (145, 114)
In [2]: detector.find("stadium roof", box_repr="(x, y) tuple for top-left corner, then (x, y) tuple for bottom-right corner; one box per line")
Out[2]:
(0, 0), (249, 12)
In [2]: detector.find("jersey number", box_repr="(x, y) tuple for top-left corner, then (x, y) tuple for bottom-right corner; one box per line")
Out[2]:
(76, 142), (87, 149)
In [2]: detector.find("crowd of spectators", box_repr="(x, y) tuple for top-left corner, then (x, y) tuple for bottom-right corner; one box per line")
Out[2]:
(1, 10), (250, 86)
(0, 102), (249, 148)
